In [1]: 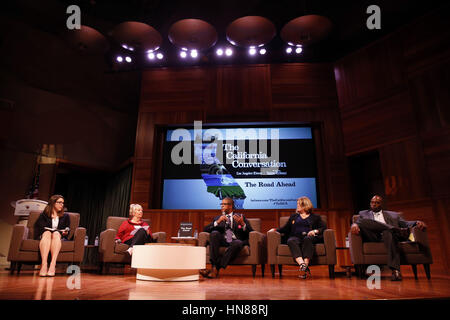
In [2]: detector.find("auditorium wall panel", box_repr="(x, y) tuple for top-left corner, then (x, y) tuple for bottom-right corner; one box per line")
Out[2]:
(334, 9), (450, 274)
(132, 63), (353, 258)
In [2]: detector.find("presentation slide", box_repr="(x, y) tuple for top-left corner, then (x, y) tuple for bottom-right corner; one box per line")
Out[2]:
(161, 124), (318, 209)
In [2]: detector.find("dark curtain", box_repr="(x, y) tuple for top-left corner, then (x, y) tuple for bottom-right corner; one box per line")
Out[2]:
(55, 165), (133, 244)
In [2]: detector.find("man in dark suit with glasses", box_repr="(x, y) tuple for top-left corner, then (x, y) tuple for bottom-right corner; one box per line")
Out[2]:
(200, 197), (253, 278)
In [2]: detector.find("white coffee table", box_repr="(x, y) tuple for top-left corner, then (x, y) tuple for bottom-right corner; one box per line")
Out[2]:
(131, 243), (206, 281)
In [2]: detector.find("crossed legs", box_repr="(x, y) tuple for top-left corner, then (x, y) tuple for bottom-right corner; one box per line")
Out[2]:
(287, 236), (315, 278)
(287, 236), (314, 266)
(357, 219), (406, 272)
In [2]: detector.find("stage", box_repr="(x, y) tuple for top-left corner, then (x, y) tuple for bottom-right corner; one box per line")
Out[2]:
(1, 265), (449, 300)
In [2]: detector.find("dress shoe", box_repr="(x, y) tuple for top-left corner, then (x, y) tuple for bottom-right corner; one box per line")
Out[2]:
(210, 268), (220, 278)
(199, 269), (211, 278)
(391, 269), (402, 281)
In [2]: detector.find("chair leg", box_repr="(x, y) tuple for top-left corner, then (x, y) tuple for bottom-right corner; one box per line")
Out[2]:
(251, 265), (256, 278)
(357, 265), (364, 279)
(360, 265), (367, 279)
(424, 264), (431, 279)
(270, 264), (275, 278)
(261, 264), (265, 278)
(278, 264), (283, 278)
(411, 264), (418, 279)
(17, 263), (22, 274)
(104, 263), (109, 275)
(328, 265), (335, 279)
(9, 262), (16, 275)
(98, 262), (103, 274)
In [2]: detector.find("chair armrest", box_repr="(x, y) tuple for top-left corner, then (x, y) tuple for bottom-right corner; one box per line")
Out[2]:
(72, 227), (86, 262)
(152, 231), (166, 243)
(323, 229), (337, 264)
(412, 226), (433, 261)
(348, 231), (364, 264)
(198, 232), (210, 247)
(249, 231), (266, 262)
(99, 229), (116, 254)
(267, 230), (281, 265)
(7, 225), (27, 261)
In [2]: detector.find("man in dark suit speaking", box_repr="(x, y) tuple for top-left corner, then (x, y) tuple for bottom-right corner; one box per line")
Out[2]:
(200, 197), (253, 278)
(350, 195), (427, 281)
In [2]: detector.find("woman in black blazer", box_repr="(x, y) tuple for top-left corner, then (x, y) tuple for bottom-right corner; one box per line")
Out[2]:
(34, 194), (70, 277)
(269, 196), (326, 278)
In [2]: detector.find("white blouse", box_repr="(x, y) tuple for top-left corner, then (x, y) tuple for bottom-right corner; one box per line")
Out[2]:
(52, 217), (59, 229)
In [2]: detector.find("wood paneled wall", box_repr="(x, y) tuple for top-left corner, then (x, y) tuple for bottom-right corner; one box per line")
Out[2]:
(131, 6), (450, 274)
(334, 8), (450, 273)
(131, 63), (353, 259)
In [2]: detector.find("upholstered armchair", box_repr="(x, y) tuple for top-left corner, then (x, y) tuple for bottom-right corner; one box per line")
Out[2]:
(8, 211), (86, 274)
(349, 214), (433, 279)
(267, 215), (337, 278)
(198, 218), (266, 277)
(98, 216), (166, 274)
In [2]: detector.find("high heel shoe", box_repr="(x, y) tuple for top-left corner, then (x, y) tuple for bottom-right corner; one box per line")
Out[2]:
(39, 265), (48, 277)
(47, 266), (56, 277)
(299, 265), (311, 279)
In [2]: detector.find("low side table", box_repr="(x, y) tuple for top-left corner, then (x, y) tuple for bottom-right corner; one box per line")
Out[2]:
(131, 243), (205, 281)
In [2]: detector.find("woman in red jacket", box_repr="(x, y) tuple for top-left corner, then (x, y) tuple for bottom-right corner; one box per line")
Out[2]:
(115, 204), (152, 255)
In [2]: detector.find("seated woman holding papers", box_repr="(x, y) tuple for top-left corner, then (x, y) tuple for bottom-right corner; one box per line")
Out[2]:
(34, 195), (71, 277)
(115, 204), (153, 255)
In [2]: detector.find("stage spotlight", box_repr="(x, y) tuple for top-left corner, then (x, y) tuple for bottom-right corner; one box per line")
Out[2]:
(156, 53), (163, 60)
(286, 47), (293, 54)
(295, 47), (303, 54)
(122, 44), (128, 49)
(216, 48), (223, 56)
(259, 48), (266, 55)
(190, 49), (198, 58)
(249, 47), (257, 55)
(116, 56), (123, 62)
(147, 52), (155, 60)
(125, 56), (132, 63)
(180, 51), (187, 58)
(225, 48), (233, 56)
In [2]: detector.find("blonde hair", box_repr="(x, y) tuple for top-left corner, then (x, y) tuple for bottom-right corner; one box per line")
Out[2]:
(297, 196), (313, 214)
(129, 204), (143, 218)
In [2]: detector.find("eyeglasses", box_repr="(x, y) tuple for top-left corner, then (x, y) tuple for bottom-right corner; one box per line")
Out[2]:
(221, 203), (232, 206)
(56, 201), (65, 205)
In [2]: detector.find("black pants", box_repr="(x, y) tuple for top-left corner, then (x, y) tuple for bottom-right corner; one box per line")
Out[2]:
(209, 230), (248, 270)
(124, 228), (152, 247)
(357, 219), (407, 271)
(287, 235), (317, 260)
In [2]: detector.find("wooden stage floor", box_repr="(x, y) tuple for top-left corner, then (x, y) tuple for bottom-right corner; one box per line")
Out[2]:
(1, 265), (449, 300)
